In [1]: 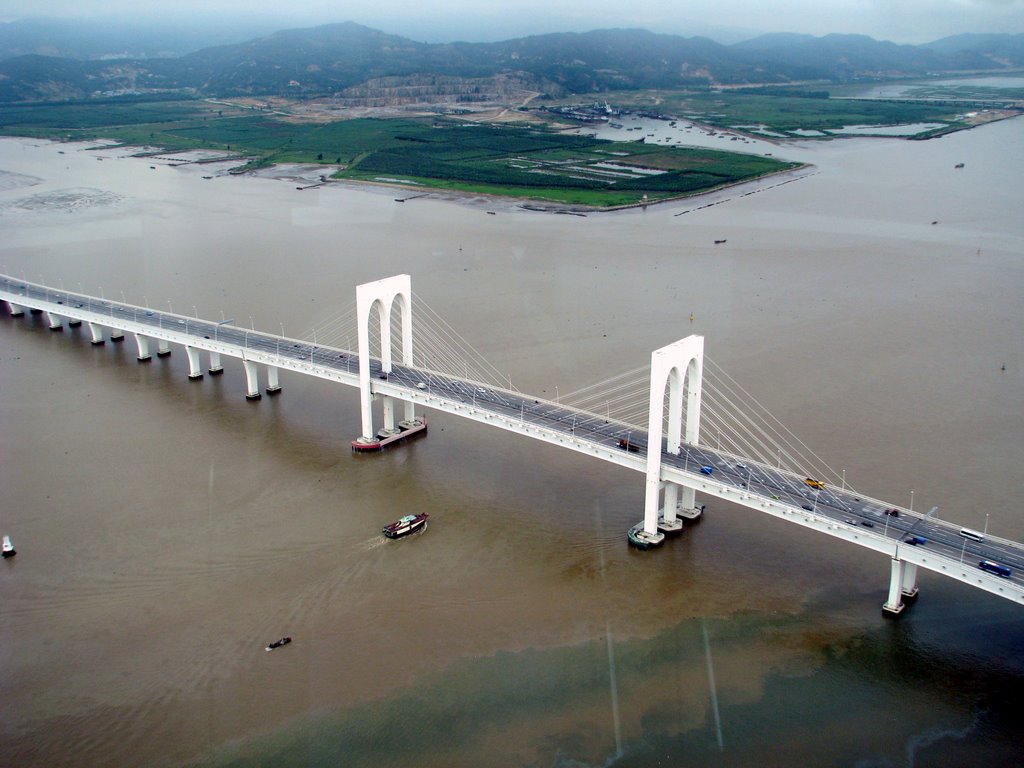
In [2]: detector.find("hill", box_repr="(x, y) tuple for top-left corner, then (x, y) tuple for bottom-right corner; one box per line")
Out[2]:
(0, 22), (1019, 104)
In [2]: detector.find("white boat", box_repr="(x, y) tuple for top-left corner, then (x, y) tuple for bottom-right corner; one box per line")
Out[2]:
(2, 535), (15, 558)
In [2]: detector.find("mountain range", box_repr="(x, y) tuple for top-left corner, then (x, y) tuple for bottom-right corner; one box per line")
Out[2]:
(1, 21), (1021, 104)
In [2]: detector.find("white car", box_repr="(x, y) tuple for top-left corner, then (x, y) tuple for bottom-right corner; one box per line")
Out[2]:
(416, 382), (427, 390)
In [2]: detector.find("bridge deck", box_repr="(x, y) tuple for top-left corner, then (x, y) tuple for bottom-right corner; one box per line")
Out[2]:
(3, 274), (1023, 605)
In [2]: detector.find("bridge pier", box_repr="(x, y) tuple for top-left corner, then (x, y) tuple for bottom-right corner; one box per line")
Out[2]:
(243, 360), (262, 400)
(88, 322), (105, 345)
(883, 558), (919, 616)
(185, 346), (203, 380)
(68, 317), (82, 327)
(354, 275), (414, 445)
(46, 311), (63, 331)
(380, 395), (398, 436)
(6, 301), (25, 316)
(134, 333), (151, 361)
(208, 351), (223, 376)
(110, 328), (124, 342)
(658, 483), (683, 534)
(265, 365), (281, 395)
(634, 335), (704, 548)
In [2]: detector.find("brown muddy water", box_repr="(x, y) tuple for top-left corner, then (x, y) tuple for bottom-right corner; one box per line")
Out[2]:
(1, 117), (1023, 767)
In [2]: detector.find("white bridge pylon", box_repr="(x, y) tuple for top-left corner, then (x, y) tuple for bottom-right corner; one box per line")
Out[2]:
(355, 274), (415, 443)
(641, 335), (705, 543)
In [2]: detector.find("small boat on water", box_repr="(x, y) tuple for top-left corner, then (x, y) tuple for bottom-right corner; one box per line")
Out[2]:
(383, 513), (429, 539)
(714, 239), (727, 244)
(265, 637), (291, 651)
(2, 535), (16, 558)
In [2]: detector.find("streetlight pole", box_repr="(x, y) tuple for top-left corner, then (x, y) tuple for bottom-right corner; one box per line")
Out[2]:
(841, 469), (846, 491)
(910, 489), (914, 513)
(984, 512), (990, 536)
(278, 323), (284, 360)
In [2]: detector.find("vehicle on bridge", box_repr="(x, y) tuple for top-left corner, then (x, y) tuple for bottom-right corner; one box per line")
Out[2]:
(804, 477), (825, 490)
(904, 536), (926, 546)
(978, 560), (1012, 578)
(960, 527), (985, 542)
(618, 437), (640, 453)
(700, 465), (714, 475)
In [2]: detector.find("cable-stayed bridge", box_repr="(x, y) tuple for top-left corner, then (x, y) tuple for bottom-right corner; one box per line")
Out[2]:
(3, 272), (1022, 616)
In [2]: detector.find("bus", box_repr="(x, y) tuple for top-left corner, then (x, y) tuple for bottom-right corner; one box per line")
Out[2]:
(978, 560), (1012, 578)
(960, 528), (985, 542)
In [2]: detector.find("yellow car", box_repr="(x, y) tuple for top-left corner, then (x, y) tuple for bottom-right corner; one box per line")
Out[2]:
(804, 478), (825, 490)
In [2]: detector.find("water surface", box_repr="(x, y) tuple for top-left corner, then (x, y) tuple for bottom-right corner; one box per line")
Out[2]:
(1, 117), (1023, 766)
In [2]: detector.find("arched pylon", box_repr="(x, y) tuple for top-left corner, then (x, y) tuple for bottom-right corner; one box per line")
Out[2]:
(355, 275), (414, 442)
(643, 335), (704, 537)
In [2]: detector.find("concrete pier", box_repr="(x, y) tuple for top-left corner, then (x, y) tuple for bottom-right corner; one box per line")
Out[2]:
(110, 328), (124, 342)
(265, 365), (281, 395)
(46, 311), (63, 331)
(185, 346), (203, 380)
(883, 558), (920, 616)
(157, 339), (171, 358)
(243, 360), (261, 400)
(88, 322), (105, 345)
(6, 301), (24, 316)
(208, 351), (223, 376)
(134, 333), (151, 362)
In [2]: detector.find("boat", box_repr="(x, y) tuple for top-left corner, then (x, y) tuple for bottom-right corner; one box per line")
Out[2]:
(265, 636), (291, 651)
(2, 535), (16, 558)
(382, 513), (429, 539)
(714, 239), (727, 244)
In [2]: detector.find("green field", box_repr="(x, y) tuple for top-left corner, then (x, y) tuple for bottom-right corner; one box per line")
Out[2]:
(552, 88), (971, 136)
(0, 101), (800, 207)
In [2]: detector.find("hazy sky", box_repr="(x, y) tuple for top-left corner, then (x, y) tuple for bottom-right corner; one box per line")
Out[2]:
(1, 0), (1022, 43)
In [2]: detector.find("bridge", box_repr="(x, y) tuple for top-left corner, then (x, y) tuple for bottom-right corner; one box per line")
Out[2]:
(3, 272), (1023, 616)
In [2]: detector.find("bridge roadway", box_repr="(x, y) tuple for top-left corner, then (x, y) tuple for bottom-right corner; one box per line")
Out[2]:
(3, 274), (1024, 607)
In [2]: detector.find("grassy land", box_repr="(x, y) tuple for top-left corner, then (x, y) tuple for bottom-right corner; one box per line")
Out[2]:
(550, 88), (972, 136)
(0, 100), (800, 207)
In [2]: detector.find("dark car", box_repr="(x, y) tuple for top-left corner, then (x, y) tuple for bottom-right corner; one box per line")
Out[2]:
(860, 520), (875, 528)
(904, 536), (926, 546)
(700, 465), (714, 475)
